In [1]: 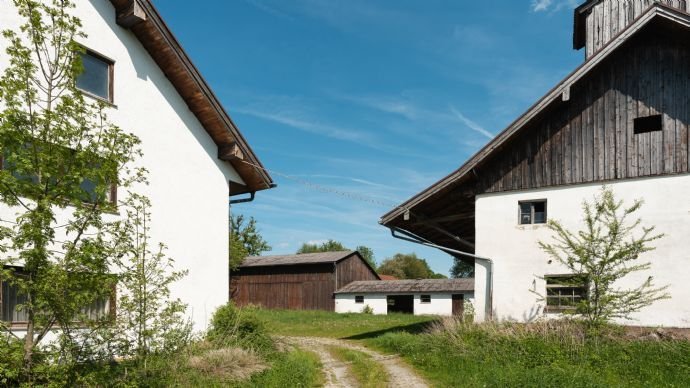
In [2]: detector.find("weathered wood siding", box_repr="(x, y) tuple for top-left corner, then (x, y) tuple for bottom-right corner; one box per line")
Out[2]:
(230, 264), (336, 311)
(335, 255), (380, 290)
(585, 0), (688, 58)
(478, 29), (690, 193)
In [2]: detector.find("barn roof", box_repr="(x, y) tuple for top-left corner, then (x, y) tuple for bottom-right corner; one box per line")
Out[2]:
(335, 278), (474, 294)
(107, 0), (273, 195)
(380, 3), (690, 251)
(241, 251), (359, 267)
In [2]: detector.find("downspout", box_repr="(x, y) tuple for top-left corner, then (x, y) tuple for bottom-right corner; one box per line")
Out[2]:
(388, 226), (494, 321)
(229, 192), (255, 205)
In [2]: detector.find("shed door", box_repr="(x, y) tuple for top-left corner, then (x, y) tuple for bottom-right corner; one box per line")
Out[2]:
(452, 294), (464, 316)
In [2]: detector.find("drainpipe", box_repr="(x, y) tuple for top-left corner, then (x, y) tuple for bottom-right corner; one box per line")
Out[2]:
(387, 226), (494, 321)
(229, 192), (255, 205)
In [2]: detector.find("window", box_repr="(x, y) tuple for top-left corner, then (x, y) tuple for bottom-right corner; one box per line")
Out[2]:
(1, 269), (114, 323)
(545, 275), (587, 313)
(519, 200), (547, 225)
(634, 114), (662, 134)
(420, 295), (431, 303)
(355, 296), (364, 304)
(76, 50), (113, 102)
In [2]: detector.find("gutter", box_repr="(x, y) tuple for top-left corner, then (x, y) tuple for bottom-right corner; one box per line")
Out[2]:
(387, 226), (494, 321)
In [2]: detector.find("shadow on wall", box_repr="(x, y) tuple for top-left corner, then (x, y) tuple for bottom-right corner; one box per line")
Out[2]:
(343, 321), (437, 341)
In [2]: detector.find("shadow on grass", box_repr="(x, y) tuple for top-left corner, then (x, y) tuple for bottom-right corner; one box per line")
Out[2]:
(342, 320), (437, 340)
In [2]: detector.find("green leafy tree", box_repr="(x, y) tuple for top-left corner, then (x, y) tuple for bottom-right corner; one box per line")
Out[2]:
(539, 187), (670, 327)
(377, 253), (446, 279)
(112, 194), (190, 364)
(230, 214), (270, 270)
(450, 258), (475, 278)
(0, 0), (144, 376)
(296, 240), (376, 268)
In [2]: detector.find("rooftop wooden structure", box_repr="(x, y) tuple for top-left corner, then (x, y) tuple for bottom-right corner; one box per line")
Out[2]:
(381, 1), (690, 254)
(230, 251), (380, 311)
(335, 278), (474, 294)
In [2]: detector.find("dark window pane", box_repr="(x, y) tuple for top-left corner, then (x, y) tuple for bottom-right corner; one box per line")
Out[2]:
(533, 201), (546, 223)
(519, 203), (532, 224)
(420, 295), (431, 303)
(2, 281), (29, 322)
(77, 52), (110, 100)
(355, 296), (364, 304)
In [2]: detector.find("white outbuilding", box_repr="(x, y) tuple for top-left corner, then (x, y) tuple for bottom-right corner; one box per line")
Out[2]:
(334, 279), (474, 316)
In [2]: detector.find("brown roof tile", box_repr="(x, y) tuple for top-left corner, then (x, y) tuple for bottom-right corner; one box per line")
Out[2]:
(335, 278), (474, 294)
(240, 251), (357, 268)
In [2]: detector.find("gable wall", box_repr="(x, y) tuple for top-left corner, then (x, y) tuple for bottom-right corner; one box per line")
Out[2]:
(335, 255), (380, 290)
(0, 0), (244, 331)
(477, 28), (690, 195)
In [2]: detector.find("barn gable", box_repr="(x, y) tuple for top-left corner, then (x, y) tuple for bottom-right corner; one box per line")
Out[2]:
(381, 3), (690, 253)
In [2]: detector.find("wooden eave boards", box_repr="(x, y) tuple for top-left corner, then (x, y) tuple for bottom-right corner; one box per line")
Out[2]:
(108, 0), (274, 194)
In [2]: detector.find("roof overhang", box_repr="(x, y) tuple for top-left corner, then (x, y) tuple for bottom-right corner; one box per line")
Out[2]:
(381, 3), (690, 242)
(108, 0), (274, 195)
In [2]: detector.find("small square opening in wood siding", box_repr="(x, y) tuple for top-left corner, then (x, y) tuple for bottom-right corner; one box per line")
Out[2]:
(634, 115), (662, 134)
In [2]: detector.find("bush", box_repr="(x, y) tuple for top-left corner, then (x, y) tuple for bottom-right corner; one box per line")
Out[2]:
(207, 302), (273, 352)
(0, 336), (23, 385)
(361, 305), (374, 314)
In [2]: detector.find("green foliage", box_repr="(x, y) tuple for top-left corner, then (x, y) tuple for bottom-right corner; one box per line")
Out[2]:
(377, 253), (446, 279)
(328, 346), (387, 388)
(361, 304), (374, 315)
(539, 187), (669, 327)
(370, 321), (690, 387)
(0, 0), (145, 376)
(230, 214), (271, 270)
(111, 194), (191, 361)
(297, 239), (348, 254)
(207, 302), (273, 352)
(242, 349), (323, 388)
(296, 240), (377, 268)
(450, 258), (475, 278)
(0, 336), (23, 385)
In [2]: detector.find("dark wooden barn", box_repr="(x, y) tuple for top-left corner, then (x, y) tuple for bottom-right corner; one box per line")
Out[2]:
(230, 251), (380, 311)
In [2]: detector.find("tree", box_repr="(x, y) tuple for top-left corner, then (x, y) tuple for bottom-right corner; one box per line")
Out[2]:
(230, 214), (270, 270)
(296, 240), (377, 268)
(297, 239), (348, 254)
(450, 258), (475, 278)
(112, 195), (190, 364)
(377, 253), (447, 279)
(0, 0), (143, 376)
(355, 245), (376, 268)
(539, 187), (670, 327)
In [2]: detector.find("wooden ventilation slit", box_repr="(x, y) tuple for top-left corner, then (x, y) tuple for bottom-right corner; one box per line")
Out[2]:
(634, 114), (663, 134)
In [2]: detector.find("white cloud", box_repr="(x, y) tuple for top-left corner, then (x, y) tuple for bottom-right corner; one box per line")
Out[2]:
(449, 106), (494, 140)
(532, 0), (579, 12)
(531, 0), (553, 12)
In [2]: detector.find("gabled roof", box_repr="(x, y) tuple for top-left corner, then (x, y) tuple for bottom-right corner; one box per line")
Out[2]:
(335, 278), (474, 294)
(381, 3), (690, 228)
(108, 0), (273, 195)
(241, 251), (358, 267)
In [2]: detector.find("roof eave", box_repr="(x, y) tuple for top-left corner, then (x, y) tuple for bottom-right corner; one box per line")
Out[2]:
(108, 0), (274, 193)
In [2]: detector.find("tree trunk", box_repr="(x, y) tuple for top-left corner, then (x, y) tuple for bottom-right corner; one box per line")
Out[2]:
(23, 309), (35, 380)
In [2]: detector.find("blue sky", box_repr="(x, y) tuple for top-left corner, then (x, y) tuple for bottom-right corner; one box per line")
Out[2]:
(155, 0), (584, 275)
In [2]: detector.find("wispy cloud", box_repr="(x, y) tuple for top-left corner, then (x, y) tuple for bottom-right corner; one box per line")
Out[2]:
(242, 0), (295, 20)
(449, 106), (494, 140)
(531, 0), (553, 12)
(531, 0), (578, 13)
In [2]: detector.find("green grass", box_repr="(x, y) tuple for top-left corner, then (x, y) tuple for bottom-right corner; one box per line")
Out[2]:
(253, 308), (437, 339)
(369, 323), (690, 388)
(327, 346), (388, 388)
(239, 349), (323, 388)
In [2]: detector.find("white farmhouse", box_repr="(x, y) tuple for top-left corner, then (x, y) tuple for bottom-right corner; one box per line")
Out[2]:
(381, 0), (690, 328)
(335, 279), (474, 317)
(0, 0), (273, 332)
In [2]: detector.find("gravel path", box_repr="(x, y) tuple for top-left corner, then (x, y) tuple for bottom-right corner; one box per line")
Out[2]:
(282, 336), (429, 388)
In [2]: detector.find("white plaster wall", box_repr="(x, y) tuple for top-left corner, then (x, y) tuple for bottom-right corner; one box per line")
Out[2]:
(413, 294), (453, 316)
(335, 294), (388, 314)
(475, 175), (690, 328)
(0, 0), (245, 332)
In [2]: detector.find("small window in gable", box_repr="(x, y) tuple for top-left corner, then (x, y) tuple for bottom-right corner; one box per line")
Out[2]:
(634, 114), (662, 134)
(76, 50), (114, 102)
(355, 296), (364, 304)
(420, 295), (431, 303)
(519, 200), (547, 225)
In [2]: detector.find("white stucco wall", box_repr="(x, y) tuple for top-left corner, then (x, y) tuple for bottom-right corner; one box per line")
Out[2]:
(0, 0), (245, 332)
(335, 292), (475, 316)
(335, 294), (389, 315)
(475, 175), (690, 328)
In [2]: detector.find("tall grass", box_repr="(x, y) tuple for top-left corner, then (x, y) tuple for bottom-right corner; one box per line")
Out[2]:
(370, 318), (690, 387)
